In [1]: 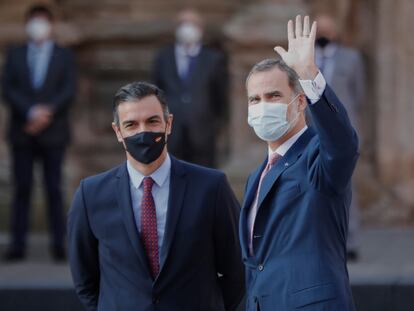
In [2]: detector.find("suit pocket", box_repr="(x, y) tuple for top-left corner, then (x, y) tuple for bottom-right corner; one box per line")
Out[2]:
(288, 283), (336, 308)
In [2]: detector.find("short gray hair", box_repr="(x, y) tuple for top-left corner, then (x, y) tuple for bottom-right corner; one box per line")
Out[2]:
(113, 81), (169, 126)
(246, 58), (303, 95)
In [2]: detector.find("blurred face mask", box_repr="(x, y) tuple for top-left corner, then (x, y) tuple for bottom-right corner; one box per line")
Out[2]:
(175, 22), (202, 45)
(26, 18), (51, 42)
(247, 94), (300, 142)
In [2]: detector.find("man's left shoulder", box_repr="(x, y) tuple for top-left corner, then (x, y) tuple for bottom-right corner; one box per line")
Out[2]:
(53, 44), (74, 58)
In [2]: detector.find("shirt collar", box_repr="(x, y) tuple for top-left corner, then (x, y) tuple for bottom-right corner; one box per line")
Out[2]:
(175, 43), (201, 57)
(28, 40), (54, 52)
(269, 126), (308, 159)
(127, 154), (171, 189)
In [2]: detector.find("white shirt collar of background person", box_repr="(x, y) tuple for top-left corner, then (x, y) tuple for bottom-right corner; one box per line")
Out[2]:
(28, 39), (54, 51)
(127, 153), (171, 190)
(268, 126), (308, 159)
(175, 42), (201, 57)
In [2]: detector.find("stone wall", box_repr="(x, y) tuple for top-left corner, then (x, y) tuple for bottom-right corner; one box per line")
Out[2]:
(0, 0), (413, 230)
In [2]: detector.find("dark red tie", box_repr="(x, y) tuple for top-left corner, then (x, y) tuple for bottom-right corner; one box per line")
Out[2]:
(140, 177), (160, 279)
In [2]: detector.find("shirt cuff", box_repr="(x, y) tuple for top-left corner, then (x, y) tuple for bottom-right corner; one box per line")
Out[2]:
(299, 71), (327, 104)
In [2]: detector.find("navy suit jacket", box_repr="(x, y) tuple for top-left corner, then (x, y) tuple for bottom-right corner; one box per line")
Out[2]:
(152, 45), (228, 153)
(68, 157), (244, 311)
(240, 86), (359, 311)
(1, 43), (76, 147)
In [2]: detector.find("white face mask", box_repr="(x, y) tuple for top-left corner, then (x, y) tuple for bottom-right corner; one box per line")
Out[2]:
(247, 94), (300, 142)
(175, 22), (202, 45)
(26, 18), (51, 42)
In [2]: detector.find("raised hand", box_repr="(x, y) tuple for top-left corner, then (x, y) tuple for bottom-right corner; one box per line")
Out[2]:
(274, 15), (319, 80)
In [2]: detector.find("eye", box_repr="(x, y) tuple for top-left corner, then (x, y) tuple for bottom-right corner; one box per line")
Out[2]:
(249, 98), (259, 105)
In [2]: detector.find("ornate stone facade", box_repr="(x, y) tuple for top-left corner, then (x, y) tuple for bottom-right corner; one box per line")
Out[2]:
(0, 0), (413, 229)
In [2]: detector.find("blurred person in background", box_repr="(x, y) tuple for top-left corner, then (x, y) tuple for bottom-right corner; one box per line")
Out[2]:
(152, 8), (229, 168)
(1, 4), (76, 261)
(315, 13), (365, 261)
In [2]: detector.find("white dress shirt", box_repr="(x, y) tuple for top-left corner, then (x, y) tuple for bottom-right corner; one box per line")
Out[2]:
(175, 43), (201, 79)
(27, 40), (53, 89)
(127, 154), (171, 256)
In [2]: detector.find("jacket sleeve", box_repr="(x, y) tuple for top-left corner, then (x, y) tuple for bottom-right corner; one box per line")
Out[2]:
(1, 48), (32, 119)
(67, 180), (100, 311)
(48, 49), (76, 116)
(214, 174), (245, 311)
(307, 85), (359, 195)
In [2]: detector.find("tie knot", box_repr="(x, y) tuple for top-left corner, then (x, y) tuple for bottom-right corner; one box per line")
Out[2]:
(269, 153), (281, 166)
(143, 177), (154, 189)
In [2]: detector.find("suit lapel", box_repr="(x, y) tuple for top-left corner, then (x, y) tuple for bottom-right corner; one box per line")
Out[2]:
(187, 48), (203, 86)
(116, 164), (151, 277)
(239, 158), (266, 257)
(20, 45), (33, 90)
(167, 47), (182, 90)
(159, 157), (187, 272)
(257, 129), (315, 208)
(242, 159), (267, 211)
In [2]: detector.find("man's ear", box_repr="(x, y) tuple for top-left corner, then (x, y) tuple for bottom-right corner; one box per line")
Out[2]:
(112, 122), (124, 143)
(166, 114), (173, 135)
(298, 94), (308, 111)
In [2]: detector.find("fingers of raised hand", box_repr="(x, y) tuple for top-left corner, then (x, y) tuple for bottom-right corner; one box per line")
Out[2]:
(289, 15), (316, 39)
(303, 16), (310, 37)
(295, 15), (303, 38)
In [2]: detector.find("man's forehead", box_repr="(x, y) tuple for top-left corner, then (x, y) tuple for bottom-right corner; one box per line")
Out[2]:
(247, 68), (290, 94)
(118, 96), (163, 118)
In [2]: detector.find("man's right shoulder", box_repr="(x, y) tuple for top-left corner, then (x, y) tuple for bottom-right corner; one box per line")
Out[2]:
(81, 163), (124, 189)
(5, 44), (25, 57)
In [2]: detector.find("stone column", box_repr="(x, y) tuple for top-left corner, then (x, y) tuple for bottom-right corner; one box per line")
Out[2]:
(374, 0), (414, 223)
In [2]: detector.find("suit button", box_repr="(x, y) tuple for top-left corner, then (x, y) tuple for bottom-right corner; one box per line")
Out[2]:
(152, 297), (160, 304)
(258, 264), (264, 271)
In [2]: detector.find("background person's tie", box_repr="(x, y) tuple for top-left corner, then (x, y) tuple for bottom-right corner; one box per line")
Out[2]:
(248, 152), (282, 256)
(140, 177), (160, 279)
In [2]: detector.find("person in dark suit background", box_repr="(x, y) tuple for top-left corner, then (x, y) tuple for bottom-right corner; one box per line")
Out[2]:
(240, 16), (358, 310)
(315, 13), (366, 261)
(1, 5), (76, 261)
(68, 82), (244, 311)
(152, 9), (228, 168)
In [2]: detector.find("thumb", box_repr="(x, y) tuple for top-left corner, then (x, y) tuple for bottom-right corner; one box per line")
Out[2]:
(274, 46), (287, 58)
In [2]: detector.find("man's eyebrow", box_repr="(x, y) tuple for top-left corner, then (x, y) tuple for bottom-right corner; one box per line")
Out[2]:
(264, 90), (283, 97)
(248, 94), (259, 101)
(147, 115), (162, 121)
(121, 119), (135, 126)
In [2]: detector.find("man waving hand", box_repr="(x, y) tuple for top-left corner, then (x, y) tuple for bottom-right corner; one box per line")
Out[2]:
(240, 15), (358, 311)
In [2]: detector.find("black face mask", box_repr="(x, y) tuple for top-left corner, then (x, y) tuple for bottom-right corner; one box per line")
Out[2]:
(316, 36), (331, 48)
(123, 131), (166, 164)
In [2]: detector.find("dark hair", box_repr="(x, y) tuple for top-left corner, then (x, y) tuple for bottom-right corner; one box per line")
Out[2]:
(113, 81), (169, 126)
(26, 5), (54, 21)
(246, 58), (303, 95)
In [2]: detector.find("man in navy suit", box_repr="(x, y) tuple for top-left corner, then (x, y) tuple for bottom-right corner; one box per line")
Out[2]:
(240, 16), (358, 310)
(68, 82), (244, 310)
(152, 9), (228, 167)
(2, 5), (76, 261)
